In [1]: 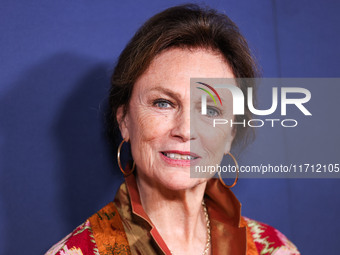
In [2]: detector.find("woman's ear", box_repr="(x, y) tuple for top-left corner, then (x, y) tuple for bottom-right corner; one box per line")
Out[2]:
(116, 106), (130, 141)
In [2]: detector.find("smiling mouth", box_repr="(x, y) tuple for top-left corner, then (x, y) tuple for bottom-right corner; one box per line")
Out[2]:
(161, 152), (198, 160)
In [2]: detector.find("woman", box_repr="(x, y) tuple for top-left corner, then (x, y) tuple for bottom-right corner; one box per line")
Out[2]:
(47, 4), (300, 255)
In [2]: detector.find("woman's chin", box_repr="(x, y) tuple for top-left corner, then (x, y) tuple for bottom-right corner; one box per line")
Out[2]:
(157, 170), (206, 191)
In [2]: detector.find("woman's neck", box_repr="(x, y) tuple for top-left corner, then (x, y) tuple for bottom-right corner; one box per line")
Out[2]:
(136, 173), (210, 254)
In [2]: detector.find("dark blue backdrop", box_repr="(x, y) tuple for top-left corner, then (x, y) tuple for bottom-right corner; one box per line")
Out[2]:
(1, 1), (340, 254)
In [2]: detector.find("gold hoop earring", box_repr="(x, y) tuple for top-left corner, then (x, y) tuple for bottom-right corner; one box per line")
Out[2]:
(117, 139), (135, 176)
(218, 152), (239, 188)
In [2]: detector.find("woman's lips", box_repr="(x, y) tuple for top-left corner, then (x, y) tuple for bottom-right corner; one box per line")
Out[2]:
(160, 151), (200, 167)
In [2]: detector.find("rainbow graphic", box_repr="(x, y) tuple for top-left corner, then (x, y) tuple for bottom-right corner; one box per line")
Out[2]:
(196, 82), (222, 106)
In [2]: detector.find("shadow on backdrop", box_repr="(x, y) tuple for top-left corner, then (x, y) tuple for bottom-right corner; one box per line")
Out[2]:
(0, 53), (123, 255)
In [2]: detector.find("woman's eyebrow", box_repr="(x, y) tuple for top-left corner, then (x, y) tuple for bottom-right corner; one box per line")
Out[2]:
(149, 87), (181, 101)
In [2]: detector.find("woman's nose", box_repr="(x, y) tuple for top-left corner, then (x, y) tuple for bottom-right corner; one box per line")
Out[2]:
(170, 109), (194, 142)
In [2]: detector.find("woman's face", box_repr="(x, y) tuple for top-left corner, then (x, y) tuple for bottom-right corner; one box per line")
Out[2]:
(117, 48), (235, 190)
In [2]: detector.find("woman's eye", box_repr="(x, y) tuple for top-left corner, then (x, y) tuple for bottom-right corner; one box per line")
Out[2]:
(206, 107), (221, 117)
(153, 99), (172, 109)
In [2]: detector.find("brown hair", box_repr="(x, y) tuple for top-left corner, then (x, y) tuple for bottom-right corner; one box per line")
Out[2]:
(108, 4), (259, 148)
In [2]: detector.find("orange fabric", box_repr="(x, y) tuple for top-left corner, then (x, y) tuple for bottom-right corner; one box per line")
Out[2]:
(89, 202), (131, 254)
(204, 178), (248, 254)
(240, 217), (259, 255)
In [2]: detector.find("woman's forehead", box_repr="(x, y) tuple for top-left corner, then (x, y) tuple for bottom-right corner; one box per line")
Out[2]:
(134, 48), (234, 90)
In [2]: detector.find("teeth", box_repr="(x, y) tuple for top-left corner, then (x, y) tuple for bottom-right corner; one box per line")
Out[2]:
(164, 153), (196, 160)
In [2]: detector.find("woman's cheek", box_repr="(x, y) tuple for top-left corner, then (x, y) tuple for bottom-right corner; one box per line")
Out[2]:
(198, 125), (232, 163)
(136, 112), (170, 141)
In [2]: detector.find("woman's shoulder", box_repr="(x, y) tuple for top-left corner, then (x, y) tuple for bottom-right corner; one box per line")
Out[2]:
(45, 220), (99, 255)
(242, 216), (300, 255)
(45, 202), (130, 255)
